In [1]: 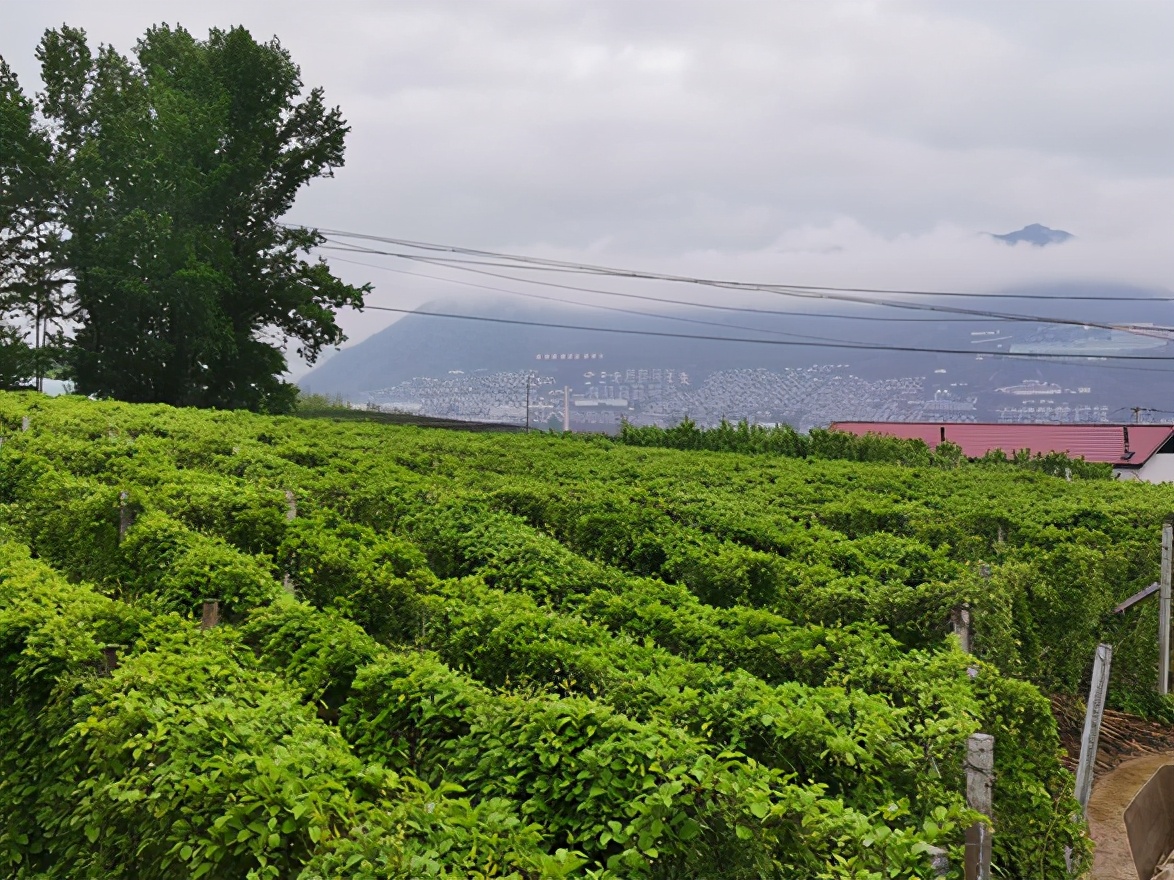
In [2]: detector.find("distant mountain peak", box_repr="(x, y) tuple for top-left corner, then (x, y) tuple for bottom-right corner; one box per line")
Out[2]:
(990, 224), (1074, 246)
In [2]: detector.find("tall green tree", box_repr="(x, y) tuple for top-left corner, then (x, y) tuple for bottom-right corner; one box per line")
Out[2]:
(34, 24), (367, 411)
(0, 58), (64, 391)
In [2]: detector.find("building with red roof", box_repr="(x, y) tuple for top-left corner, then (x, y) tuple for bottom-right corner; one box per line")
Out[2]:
(829, 422), (1174, 482)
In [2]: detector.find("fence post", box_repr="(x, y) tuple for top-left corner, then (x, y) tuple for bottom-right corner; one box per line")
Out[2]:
(118, 491), (135, 540)
(282, 490), (297, 594)
(924, 845), (949, 877)
(1075, 643), (1113, 812)
(953, 604), (972, 654)
(101, 644), (121, 675)
(1160, 520), (1172, 694)
(21, 416), (29, 432)
(201, 599), (219, 630)
(964, 733), (994, 880)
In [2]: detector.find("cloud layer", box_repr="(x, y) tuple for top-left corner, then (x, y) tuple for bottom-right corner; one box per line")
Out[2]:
(3, 0), (1171, 360)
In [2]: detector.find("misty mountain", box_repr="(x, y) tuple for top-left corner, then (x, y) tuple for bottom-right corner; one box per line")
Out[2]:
(990, 224), (1074, 246)
(298, 283), (1174, 427)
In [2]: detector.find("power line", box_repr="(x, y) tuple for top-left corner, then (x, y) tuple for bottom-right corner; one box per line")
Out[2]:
(323, 248), (993, 323)
(356, 303), (1174, 371)
(316, 235), (1167, 335)
(328, 254), (981, 349)
(306, 224), (1174, 302)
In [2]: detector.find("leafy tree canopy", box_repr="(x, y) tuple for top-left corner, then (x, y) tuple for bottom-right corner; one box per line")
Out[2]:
(0, 24), (368, 411)
(0, 58), (58, 389)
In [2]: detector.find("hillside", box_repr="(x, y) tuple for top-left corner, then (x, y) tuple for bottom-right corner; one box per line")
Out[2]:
(4, 392), (1174, 875)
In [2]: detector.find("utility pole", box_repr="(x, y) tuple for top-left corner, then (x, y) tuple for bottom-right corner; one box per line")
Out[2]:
(1133, 406), (1142, 425)
(563, 386), (570, 433)
(525, 373), (531, 432)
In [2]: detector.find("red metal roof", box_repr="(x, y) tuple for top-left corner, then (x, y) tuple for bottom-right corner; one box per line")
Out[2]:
(829, 422), (1174, 466)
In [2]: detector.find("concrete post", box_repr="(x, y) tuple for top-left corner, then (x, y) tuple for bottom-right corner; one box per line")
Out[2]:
(201, 600), (219, 630)
(283, 491), (297, 594)
(1075, 643), (1113, 812)
(118, 491), (135, 540)
(953, 604), (972, 654)
(101, 644), (120, 675)
(964, 733), (994, 880)
(1161, 520), (1172, 695)
(21, 416), (29, 432)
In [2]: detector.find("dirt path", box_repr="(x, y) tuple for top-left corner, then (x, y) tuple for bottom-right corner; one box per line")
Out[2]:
(1088, 753), (1173, 880)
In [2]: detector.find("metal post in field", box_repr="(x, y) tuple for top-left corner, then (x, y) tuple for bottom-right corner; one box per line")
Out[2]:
(1074, 643), (1113, 812)
(1161, 520), (1172, 695)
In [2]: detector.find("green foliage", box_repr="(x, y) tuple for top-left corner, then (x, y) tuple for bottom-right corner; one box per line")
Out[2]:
(1, 391), (1142, 878)
(2, 24), (369, 411)
(119, 511), (283, 618)
(619, 418), (1111, 479)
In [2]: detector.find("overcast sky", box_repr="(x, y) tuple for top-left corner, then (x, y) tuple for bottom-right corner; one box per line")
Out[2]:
(3, 0), (1172, 366)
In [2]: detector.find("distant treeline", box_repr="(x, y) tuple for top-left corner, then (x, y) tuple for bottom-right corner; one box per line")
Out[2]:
(616, 418), (1112, 478)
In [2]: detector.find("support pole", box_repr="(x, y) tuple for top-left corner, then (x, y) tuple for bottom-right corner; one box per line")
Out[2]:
(201, 600), (219, 630)
(964, 824), (992, 880)
(563, 386), (570, 433)
(21, 416), (29, 432)
(101, 644), (120, 675)
(283, 490), (297, 594)
(953, 604), (971, 654)
(1161, 520), (1172, 695)
(1075, 643), (1113, 812)
(964, 732), (994, 880)
(118, 491), (135, 540)
(525, 374), (531, 432)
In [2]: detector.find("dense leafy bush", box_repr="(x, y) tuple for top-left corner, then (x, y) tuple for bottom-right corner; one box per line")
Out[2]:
(2, 391), (1150, 876)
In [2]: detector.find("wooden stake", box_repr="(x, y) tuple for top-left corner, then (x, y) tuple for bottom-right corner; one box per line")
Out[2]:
(201, 599), (219, 630)
(1075, 643), (1113, 812)
(1161, 520), (1172, 695)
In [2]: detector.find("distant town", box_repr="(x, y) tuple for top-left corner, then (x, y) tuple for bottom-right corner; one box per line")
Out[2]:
(362, 360), (1124, 432)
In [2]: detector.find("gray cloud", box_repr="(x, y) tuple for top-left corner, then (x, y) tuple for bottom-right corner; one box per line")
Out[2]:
(2, 0), (1171, 366)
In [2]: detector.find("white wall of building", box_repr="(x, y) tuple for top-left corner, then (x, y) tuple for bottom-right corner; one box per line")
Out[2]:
(1115, 454), (1174, 484)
